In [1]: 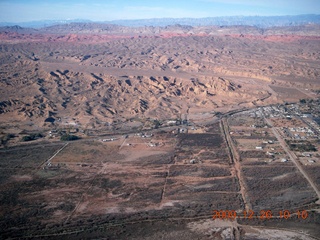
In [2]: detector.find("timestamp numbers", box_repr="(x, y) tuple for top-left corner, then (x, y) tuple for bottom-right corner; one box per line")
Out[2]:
(212, 210), (308, 220)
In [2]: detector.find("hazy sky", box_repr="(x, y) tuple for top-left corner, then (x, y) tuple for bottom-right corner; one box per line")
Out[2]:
(0, 0), (319, 22)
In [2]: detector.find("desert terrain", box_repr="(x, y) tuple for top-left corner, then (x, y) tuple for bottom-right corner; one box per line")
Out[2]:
(0, 22), (320, 239)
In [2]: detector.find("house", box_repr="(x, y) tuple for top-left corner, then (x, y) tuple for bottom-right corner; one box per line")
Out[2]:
(69, 128), (78, 133)
(302, 152), (311, 157)
(190, 159), (196, 164)
(266, 152), (274, 156)
(142, 133), (153, 138)
(148, 142), (157, 147)
(179, 128), (187, 133)
(103, 138), (116, 142)
(167, 120), (177, 125)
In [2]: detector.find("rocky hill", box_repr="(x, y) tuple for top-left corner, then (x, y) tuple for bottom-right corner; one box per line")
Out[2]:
(0, 23), (319, 133)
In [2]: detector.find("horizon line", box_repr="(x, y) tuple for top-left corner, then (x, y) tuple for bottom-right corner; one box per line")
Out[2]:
(2, 13), (320, 24)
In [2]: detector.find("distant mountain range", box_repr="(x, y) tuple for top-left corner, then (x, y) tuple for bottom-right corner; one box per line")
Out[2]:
(0, 19), (92, 28)
(1, 14), (320, 28)
(108, 15), (320, 28)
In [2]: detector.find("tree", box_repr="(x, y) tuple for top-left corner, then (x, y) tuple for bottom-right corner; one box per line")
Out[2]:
(60, 134), (79, 141)
(153, 120), (161, 129)
(21, 133), (43, 142)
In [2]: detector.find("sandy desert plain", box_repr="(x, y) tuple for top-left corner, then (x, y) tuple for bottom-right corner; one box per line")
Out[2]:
(0, 23), (320, 239)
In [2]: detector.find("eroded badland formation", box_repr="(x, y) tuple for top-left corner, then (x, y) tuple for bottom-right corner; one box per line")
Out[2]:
(1, 23), (320, 130)
(1, 22), (320, 239)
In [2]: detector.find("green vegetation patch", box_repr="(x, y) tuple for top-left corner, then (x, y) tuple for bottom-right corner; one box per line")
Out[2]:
(60, 134), (80, 141)
(285, 140), (317, 152)
(21, 133), (43, 142)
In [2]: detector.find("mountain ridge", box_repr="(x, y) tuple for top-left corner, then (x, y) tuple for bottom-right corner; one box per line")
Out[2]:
(1, 14), (319, 29)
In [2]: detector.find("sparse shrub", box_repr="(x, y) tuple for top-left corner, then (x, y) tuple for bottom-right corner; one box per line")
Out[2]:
(153, 120), (161, 129)
(4, 133), (15, 140)
(1, 133), (15, 146)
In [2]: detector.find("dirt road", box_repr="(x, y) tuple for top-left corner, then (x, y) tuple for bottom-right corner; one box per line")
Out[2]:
(261, 110), (320, 203)
(220, 118), (252, 211)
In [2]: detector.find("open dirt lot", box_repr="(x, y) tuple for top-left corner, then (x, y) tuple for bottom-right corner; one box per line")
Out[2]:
(0, 127), (246, 238)
(270, 86), (310, 102)
(1, 120), (319, 239)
